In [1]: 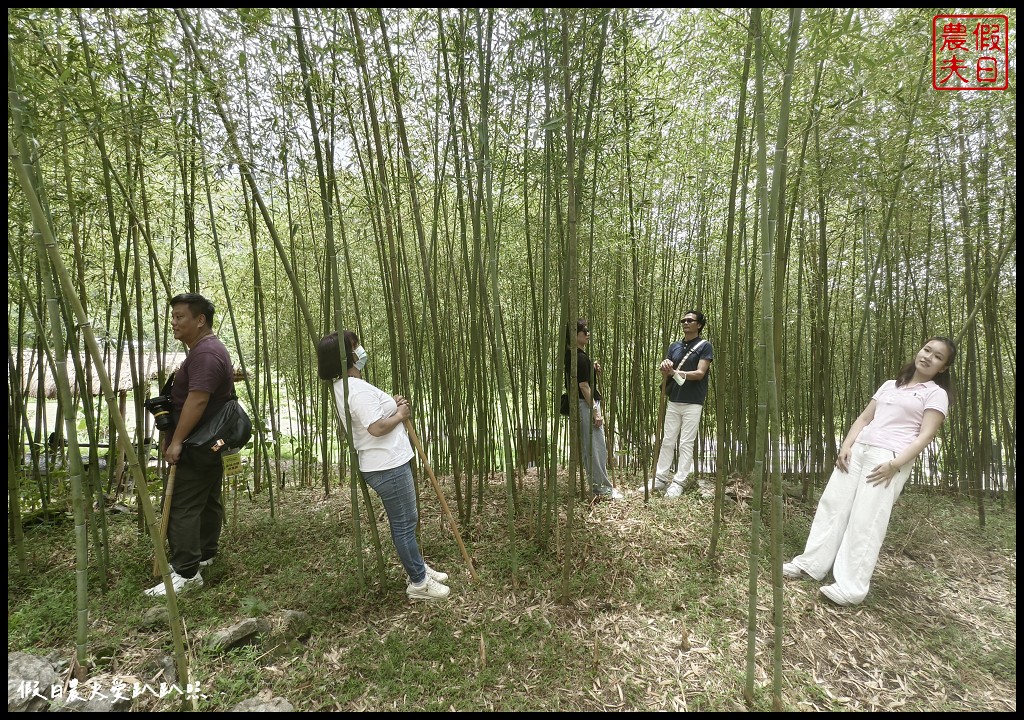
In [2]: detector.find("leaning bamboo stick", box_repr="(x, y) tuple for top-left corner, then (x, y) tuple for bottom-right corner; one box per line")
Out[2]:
(404, 420), (478, 582)
(647, 382), (669, 500)
(152, 465), (176, 577)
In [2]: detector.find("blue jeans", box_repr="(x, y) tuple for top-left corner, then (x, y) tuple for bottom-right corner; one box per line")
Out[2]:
(361, 462), (427, 585)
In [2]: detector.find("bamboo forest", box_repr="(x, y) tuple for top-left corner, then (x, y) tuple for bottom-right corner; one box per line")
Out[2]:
(7, 8), (1016, 713)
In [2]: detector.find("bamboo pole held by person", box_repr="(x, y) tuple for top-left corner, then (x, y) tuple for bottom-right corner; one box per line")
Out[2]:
(152, 465), (176, 577)
(404, 420), (478, 582)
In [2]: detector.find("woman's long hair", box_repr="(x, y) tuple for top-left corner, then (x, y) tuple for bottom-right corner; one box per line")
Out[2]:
(316, 330), (360, 380)
(895, 336), (957, 404)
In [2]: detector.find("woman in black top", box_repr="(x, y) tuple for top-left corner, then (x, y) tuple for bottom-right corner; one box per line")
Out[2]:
(565, 318), (621, 500)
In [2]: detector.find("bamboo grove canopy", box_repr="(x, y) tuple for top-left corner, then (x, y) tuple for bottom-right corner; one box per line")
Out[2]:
(9, 8), (1016, 499)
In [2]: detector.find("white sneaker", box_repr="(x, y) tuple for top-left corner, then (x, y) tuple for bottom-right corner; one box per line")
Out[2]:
(406, 576), (450, 602)
(820, 584), (853, 607)
(609, 488), (624, 500)
(641, 478), (668, 493)
(424, 564), (448, 583)
(664, 481), (684, 499)
(782, 562), (806, 579)
(144, 570), (203, 597)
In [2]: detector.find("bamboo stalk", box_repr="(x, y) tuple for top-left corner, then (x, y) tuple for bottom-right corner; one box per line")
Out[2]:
(404, 420), (478, 582)
(152, 465), (177, 577)
(647, 381), (668, 500)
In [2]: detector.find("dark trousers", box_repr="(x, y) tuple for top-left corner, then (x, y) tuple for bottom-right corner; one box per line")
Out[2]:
(166, 448), (223, 578)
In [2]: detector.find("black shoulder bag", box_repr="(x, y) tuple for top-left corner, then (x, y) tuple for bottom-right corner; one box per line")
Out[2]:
(184, 394), (253, 453)
(559, 392), (570, 417)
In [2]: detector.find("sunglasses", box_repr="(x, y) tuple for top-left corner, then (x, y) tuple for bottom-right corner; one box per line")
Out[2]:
(681, 318), (699, 324)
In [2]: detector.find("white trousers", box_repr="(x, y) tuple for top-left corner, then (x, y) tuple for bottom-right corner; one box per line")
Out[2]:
(789, 442), (912, 605)
(655, 402), (704, 487)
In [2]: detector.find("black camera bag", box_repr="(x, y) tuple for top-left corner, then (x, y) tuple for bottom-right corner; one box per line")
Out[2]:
(185, 394), (252, 453)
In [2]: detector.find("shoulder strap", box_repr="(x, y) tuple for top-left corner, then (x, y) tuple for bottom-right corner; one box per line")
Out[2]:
(674, 339), (707, 370)
(160, 372), (175, 397)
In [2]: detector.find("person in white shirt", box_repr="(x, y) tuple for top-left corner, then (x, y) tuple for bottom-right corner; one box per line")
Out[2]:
(317, 330), (450, 602)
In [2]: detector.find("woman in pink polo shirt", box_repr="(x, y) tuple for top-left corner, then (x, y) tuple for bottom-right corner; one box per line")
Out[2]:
(783, 336), (957, 606)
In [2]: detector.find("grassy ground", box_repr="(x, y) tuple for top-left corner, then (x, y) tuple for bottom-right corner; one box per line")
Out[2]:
(7, 467), (1017, 711)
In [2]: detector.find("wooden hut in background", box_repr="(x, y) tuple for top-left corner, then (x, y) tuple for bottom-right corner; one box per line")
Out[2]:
(17, 347), (188, 401)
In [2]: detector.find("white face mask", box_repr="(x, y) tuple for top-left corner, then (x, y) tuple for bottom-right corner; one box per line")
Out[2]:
(354, 345), (369, 371)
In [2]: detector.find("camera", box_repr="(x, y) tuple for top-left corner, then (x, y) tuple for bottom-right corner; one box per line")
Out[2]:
(144, 395), (175, 432)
